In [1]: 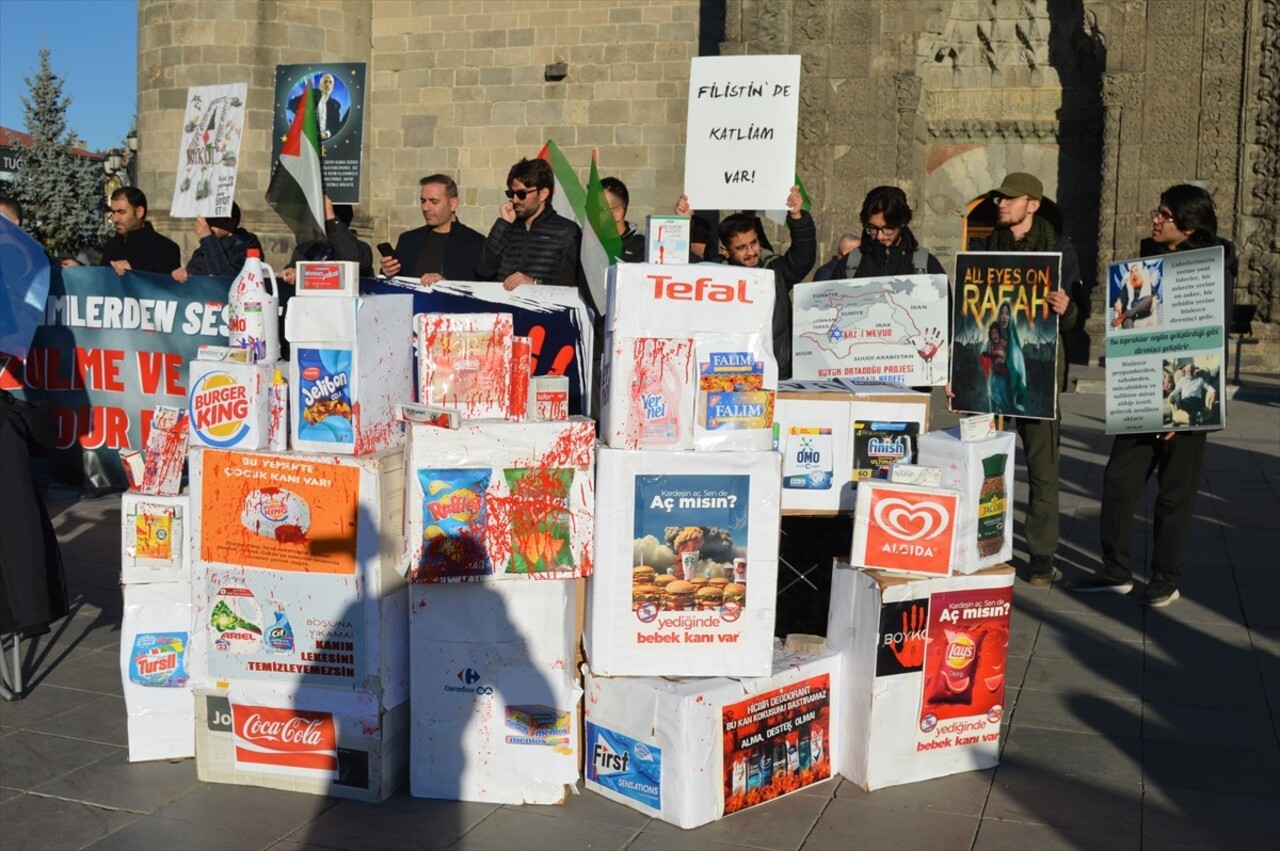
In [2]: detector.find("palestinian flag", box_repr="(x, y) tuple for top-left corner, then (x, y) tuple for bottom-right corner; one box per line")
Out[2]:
(266, 81), (325, 237)
(537, 140), (586, 224)
(581, 150), (623, 314)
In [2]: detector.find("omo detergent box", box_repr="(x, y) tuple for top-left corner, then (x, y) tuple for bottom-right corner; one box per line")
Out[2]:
(584, 646), (839, 829)
(285, 293), (413, 455)
(827, 561), (1013, 790)
(187, 360), (274, 450)
(600, 264), (778, 452)
(585, 447), (781, 677)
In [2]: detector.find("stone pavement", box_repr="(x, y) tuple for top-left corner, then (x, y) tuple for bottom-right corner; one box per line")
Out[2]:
(2, 366), (1277, 850)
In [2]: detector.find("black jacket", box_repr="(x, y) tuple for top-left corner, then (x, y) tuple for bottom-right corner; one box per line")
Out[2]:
(186, 227), (264, 276)
(393, 220), (486, 281)
(290, 217), (375, 278)
(477, 205), (582, 288)
(620, 222), (646, 263)
(99, 222), (181, 274)
(847, 226), (945, 278)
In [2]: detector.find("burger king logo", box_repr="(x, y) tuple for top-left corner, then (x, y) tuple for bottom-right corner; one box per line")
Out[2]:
(259, 498), (290, 522)
(190, 371), (251, 447)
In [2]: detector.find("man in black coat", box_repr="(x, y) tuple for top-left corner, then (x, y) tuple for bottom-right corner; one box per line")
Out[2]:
(477, 158), (582, 292)
(380, 174), (485, 284)
(98, 187), (181, 275)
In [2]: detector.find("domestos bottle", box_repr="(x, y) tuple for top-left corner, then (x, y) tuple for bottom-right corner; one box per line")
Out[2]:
(229, 248), (280, 362)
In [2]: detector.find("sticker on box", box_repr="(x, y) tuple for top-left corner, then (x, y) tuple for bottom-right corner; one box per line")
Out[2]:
(296, 348), (354, 446)
(586, 722), (663, 810)
(504, 468), (574, 575)
(853, 421), (917, 480)
(782, 426), (833, 490)
(128, 632), (190, 688)
(416, 469), (492, 579)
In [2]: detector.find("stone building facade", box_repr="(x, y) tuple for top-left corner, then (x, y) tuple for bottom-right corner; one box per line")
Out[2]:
(137, 0), (1278, 367)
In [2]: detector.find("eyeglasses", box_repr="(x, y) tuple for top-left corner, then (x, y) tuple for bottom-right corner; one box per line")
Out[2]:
(864, 225), (900, 236)
(1150, 209), (1177, 224)
(505, 188), (537, 200)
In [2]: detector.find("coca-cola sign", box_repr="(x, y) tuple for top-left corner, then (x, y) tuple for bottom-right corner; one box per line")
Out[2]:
(231, 702), (337, 775)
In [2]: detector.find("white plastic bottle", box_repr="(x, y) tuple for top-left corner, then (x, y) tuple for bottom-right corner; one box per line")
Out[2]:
(228, 248), (280, 362)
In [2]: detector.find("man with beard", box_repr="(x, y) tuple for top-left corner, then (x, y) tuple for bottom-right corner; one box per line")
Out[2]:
(97, 187), (181, 275)
(379, 174), (484, 284)
(968, 172), (1082, 587)
(477, 157), (582, 291)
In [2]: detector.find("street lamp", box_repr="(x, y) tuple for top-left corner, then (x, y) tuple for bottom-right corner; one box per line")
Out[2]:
(125, 128), (137, 186)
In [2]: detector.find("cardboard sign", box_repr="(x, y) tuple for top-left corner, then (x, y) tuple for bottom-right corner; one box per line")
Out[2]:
(683, 55), (801, 210)
(170, 83), (248, 218)
(851, 481), (960, 577)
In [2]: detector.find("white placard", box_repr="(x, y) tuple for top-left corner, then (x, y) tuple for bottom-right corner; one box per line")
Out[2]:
(170, 83), (248, 218)
(683, 55), (800, 210)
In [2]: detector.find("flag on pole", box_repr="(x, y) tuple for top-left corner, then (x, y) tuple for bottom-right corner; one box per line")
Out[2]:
(581, 150), (624, 314)
(266, 81), (325, 237)
(537, 140), (586, 224)
(0, 216), (51, 360)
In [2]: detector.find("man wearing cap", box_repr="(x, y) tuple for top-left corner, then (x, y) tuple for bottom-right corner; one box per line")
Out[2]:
(973, 172), (1083, 587)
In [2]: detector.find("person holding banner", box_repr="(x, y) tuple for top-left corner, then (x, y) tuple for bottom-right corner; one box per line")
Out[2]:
(97, 188), (181, 275)
(969, 172), (1082, 586)
(1070, 185), (1237, 607)
(678, 185), (816, 378)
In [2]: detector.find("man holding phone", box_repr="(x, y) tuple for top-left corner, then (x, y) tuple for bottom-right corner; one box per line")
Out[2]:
(476, 157), (582, 292)
(379, 174), (485, 284)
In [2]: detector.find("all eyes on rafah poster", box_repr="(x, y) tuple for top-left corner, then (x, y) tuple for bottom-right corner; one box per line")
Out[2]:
(949, 252), (1061, 421)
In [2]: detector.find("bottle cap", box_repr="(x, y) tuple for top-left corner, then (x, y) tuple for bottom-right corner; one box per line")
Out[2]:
(247, 248), (261, 258)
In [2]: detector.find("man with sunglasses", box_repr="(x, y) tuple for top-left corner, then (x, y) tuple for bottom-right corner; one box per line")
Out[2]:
(971, 172), (1083, 588)
(477, 158), (582, 293)
(380, 174), (485, 284)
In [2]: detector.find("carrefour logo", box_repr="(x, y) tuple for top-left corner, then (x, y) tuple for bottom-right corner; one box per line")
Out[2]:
(189, 371), (251, 447)
(459, 667), (480, 685)
(445, 667), (491, 695)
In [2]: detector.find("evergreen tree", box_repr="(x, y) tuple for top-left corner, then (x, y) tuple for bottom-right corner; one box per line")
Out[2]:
(14, 48), (110, 257)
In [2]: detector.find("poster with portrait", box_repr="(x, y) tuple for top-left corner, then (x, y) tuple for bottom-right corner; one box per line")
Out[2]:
(949, 252), (1061, 420)
(1104, 246), (1226, 434)
(271, 63), (366, 203)
(170, 83), (248, 218)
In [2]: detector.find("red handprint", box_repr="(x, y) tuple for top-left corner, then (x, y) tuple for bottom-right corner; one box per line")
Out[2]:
(526, 324), (575, 376)
(889, 604), (926, 668)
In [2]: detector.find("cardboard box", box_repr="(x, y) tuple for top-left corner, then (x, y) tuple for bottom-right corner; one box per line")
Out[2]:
(584, 646), (839, 829)
(645, 215), (690, 265)
(917, 428), (1016, 573)
(585, 447), (781, 677)
(403, 418), (595, 582)
(415, 312), (514, 421)
(194, 683), (407, 802)
(850, 480), (961, 577)
(188, 447), (408, 706)
(121, 583), (194, 762)
(409, 581), (580, 804)
(296, 260), (359, 297)
(285, 293), (413, 455)
(774, 381), (931, 515)
(121, 492), (190, 584)
(600, 264), (778, 452)
(187, 360), (275, 451)
(827, 562), (1013, 790)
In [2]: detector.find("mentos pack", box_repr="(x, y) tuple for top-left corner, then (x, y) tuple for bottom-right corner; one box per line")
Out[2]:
(187, 361), (274, 450)
(295, 348), (355, 448)
(128, 632), (190, 688)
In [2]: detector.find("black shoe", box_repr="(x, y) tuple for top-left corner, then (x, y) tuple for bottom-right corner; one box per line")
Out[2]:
(1026, 556), (1060, 587)
(1141, 579), (1180, 608)
(1064, 573), (1134, 594)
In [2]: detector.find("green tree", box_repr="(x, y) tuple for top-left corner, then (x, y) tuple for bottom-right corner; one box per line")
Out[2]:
(14, 48), (110, 257)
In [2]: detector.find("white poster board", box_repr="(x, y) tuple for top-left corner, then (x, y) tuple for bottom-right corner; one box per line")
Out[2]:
(791, 274), (951, 385)
(1104, 246), (1226, 434)
(682, 55), (800, 210)
(170, 83), (248, 218)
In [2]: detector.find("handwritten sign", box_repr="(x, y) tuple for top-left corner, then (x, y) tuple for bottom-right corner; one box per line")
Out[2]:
(170, 84), (248, 218)
(683, 55), (801, 210)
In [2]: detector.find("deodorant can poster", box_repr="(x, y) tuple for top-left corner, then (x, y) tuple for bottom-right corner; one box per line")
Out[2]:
(631, 475), (751, 642)
(199, 450), (360, 574)
(916, 586), (1012, 752)
(721, 674), (831, 814)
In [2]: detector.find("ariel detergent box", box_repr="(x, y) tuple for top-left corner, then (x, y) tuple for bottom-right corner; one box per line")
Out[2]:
(827, 561), (1013, 790)
(187, 360), (275, 450)
(600, 264), (778, 452)
(285, 293), (413, 455)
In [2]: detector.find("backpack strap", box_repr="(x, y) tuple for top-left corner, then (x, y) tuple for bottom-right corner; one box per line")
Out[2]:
(913, 247), (928, 274)
(840, 247), (862, 279)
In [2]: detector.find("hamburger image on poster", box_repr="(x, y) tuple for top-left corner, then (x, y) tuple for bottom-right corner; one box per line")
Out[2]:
(631, 474), (750, 616)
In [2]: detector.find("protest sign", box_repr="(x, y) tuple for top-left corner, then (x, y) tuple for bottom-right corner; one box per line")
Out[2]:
(683, 55), (801, 210)
(949, 252), (1060, 419)
(271, 64), (367, 203)
(791, 274), (950, 385)
(1, 266), (231, 486)
(170, 83), (248, 218)
(1104, 246), (1226, 434)
(362, 277), (594, 416)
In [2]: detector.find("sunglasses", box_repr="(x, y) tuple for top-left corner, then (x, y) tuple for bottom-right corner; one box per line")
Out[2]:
(505, 188), (538, 200)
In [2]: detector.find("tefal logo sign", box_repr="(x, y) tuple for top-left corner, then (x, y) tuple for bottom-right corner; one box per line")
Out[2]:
(231, 702), (338, 775)
(648, 274), (754, 304)
(863, 487), (957, 576)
